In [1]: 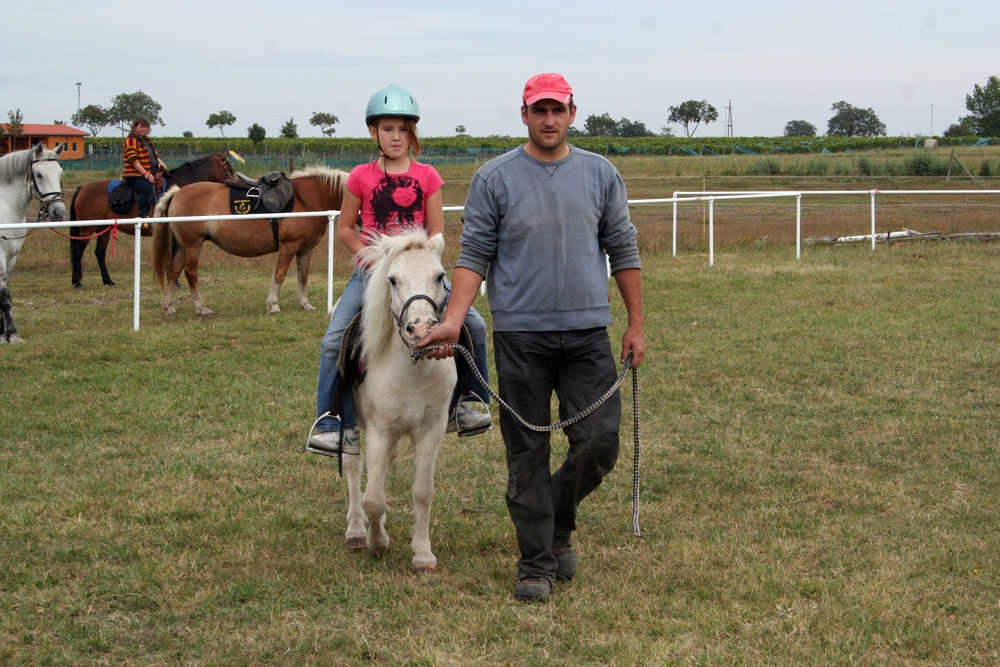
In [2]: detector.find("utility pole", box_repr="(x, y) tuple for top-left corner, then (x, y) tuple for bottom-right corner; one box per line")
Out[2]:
(76, 82), (82, 113)
(726, 100), (734, 137)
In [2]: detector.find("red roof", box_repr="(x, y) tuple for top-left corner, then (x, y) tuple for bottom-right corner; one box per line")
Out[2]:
(0, 123), (89, 137)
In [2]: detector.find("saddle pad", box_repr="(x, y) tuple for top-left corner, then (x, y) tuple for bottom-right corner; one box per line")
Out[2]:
(229, 187), (256, 215)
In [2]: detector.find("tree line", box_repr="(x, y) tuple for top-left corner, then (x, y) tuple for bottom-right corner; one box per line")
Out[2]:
(8, 76), (998, 142)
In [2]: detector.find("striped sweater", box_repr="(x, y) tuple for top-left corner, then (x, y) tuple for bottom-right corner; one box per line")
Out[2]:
(122, 133), (160, 178)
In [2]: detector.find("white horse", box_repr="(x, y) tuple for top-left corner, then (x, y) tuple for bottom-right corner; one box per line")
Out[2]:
(341, 230), (457, 573)
(0, 144), (66, 343)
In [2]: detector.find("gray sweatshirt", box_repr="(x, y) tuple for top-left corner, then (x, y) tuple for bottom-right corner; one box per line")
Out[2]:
(457, 145), (640, 332)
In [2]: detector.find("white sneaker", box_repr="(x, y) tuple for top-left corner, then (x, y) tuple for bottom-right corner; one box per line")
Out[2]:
(446, 403), (492, 437)
(306, 427), (361, 456)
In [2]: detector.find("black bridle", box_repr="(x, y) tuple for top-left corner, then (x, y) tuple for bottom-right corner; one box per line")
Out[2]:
(392, 292), (446, 350)
(27, 156), (65, 222)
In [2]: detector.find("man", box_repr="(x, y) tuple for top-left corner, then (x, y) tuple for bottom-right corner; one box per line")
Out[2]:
(420, 72), (645, 602)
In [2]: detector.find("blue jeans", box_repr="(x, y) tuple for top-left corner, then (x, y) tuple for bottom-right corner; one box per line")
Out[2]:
(493, 328), (621, 582)
(315, 267), (491, 432)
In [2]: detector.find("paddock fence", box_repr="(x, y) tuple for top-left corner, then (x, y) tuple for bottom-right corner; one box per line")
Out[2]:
(4, 188), (1000, 331)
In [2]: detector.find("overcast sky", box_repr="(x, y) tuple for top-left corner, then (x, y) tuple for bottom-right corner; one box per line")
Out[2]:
(5, 0), (997, 139)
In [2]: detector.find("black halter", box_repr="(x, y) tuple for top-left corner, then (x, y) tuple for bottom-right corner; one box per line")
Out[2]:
(391, 293), (446, 349)
(27, 156), (65, 221)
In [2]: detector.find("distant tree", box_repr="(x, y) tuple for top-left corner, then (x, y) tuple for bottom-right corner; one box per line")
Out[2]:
(182, 131), (194, 138)
(6, 109), (24, 135)
(667, 100), (718, 137)
(583, 113), (617, 137)
(616, 118), (653, 137)
(826, 101), (886, 137)
(961, 75), (1000, 136)
(71, 104), (110, 137)
(943, 121), (974, 137)
(567, 125), (583, 137)
(309, 111), (339, 137)
(658, 126), (675, 137)
(455, 124), (467, 136)
(206, 110), (237, 137)
(107, 91), (163, 132)
(53, 120), (65, 125)
(3, 109), (24, 152)
(280, 117), (298, 139)
(784, 120), (817, 137)
(248, 123), (266, 143)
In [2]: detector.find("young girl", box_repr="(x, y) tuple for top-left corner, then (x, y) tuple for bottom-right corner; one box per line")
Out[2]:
(308, 85), (492, 457)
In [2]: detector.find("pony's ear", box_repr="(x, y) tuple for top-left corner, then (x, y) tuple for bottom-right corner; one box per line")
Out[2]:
(428, 233), (445, 256)
(54, 143), (64, 156)
(32, 142), (45, 157)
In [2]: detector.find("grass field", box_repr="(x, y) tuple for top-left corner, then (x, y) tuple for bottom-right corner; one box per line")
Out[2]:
(2, 153), (1000, 664)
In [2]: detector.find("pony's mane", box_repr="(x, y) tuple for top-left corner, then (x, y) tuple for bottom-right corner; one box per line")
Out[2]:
(358, 229), (434, 363)
(0, 147), (50, 185)
(289, 164), (349, 195)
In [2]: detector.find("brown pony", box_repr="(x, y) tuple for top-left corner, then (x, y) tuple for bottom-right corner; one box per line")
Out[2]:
(68, 151), (235, 288)
(151, 165), (348, 316)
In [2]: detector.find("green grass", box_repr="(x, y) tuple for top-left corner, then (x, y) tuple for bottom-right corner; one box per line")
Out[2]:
(3, 223), (999, 664)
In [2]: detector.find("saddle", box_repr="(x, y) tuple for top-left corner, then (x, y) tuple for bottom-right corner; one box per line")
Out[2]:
(226, 171), (294, 216)
(107, 180), (135, 214)
(332, 313), (474, 420)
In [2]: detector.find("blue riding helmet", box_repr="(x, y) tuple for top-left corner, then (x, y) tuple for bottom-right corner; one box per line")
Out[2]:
(365, 85), (421, 125)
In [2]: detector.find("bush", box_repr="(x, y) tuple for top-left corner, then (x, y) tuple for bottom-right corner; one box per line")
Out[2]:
(903, 154), (948, 177)
(748, 158), (781, 176)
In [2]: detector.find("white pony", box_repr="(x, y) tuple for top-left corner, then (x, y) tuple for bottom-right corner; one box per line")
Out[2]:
(341, 229), (457, 572)
(0, 143), (66, 343)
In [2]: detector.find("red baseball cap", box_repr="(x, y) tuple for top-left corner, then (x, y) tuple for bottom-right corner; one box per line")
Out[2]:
(522, 72), (573, 106)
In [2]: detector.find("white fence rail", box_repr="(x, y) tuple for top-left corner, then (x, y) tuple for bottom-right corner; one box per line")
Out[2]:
(670, 189), (1000, 264)
(4, 189), (999, 330)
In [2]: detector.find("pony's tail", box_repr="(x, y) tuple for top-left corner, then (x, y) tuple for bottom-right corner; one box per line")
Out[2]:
(68, 186), (82, 239)
(151, 186), (180, 289)
(69, 186), (82, 222)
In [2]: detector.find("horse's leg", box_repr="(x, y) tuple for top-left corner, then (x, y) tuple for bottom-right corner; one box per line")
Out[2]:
(295, 249), (316, 312)
(266, 246), (297, 314)
(361, 431), (392, 555)
(183, 244), (213, 317)
(70, 233), (88, 289)
(162, 242), (186, 316)
(0, 282), (20, 345)
(344, 447), (367, 550)
(94, 232), (115, 286)
(410, 434), (443, 573)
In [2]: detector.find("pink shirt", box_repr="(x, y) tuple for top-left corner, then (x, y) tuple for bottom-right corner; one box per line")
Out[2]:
(345, 160), (444, 236)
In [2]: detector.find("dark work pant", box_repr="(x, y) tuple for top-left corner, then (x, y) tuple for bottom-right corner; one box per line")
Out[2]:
(493, 328), (621, 582)
(125, 175), (155, 216)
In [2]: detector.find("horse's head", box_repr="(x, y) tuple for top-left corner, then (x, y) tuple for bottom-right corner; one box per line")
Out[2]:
(165, 151), (236, 188)
(359, 230), (448, 358)
(29, 143), (66, 222)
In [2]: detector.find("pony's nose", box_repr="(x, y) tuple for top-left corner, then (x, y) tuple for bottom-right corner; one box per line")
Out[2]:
(48, 202), (67, 222)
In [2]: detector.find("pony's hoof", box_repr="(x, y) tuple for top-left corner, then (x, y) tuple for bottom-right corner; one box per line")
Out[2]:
(300, 303), (316, 312)
(413, 560), (437, 574)
(345, 535), (367, 550)
(103, 280), (116, 287)
(267, 306), (281, 315)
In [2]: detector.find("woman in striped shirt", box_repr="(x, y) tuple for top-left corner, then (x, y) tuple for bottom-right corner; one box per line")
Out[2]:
(122, 116), (167, 218)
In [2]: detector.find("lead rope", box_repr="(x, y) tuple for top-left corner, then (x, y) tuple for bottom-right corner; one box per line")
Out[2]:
(415, 344), (642, 537)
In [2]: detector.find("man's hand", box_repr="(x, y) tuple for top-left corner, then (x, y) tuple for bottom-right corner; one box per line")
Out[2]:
(621, 325), (646, 369)
(418, 320), (461, 360)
